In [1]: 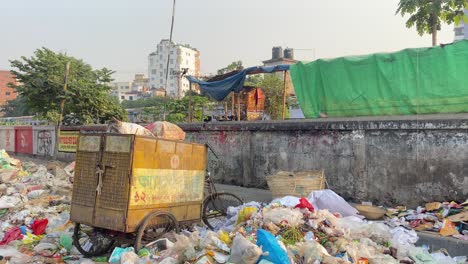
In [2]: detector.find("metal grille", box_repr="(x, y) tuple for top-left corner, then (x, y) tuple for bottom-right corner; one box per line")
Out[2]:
(96, 151), (131, 210)
(72, 151), (99, 206)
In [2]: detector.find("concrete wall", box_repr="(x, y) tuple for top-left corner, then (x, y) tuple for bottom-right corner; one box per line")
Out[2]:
(180, 115), (468, 207)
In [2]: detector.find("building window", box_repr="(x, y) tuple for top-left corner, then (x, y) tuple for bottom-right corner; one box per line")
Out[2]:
(129, 96), (133, 100)
(151, 77), (155, 81)
(5, 92), (10, 96)
(455, 27), (464, 36)
(150, 58), (154, 65)
(159, 55), (163, 60)
(170, 59), (174, 64)
(121, 96), (124, 99)
(126, 86), (129, 89)
(151, 69), (157, 74)
(160, 72), (163, 77)
(171, 51), (174, 55)
(160, 64), (163, 68)
(160, 79), (163, 84)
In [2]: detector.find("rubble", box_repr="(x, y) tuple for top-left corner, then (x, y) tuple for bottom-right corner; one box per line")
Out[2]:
(0, 150), (466, 263)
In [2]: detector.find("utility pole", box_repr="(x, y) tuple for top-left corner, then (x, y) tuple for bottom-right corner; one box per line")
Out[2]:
(164, 0), (176, 96)
(54, 62), (70, 158)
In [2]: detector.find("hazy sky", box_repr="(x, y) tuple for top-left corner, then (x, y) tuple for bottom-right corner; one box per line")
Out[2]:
(0, 0), (457, 81)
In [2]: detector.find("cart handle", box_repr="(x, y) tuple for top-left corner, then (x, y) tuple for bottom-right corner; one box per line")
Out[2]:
(205, 143), (219, 160)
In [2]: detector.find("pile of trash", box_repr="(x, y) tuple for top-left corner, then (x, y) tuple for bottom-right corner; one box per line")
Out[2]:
(132, 193), (465, 264)
(107, 119), (186, 141)
(0, 149), (75, 263)
(385, 201), (468, 241)
(0, 150), (466, 263)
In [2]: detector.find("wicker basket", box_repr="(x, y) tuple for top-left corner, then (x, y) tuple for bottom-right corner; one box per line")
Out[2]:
(355, 205), (387, 220)
(266, 170), (326, 198)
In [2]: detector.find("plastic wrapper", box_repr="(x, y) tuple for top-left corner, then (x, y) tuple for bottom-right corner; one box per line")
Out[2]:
(237, 207), (258, 224)
(145, 121), (186, 140)
(229, 233), (262, 264)
(201, 231), (230, 253)
(218, 230), (232, 245)
(121, 251), (141, 264)
(256, 229), (290, 264)
(109, 247), (135, 263)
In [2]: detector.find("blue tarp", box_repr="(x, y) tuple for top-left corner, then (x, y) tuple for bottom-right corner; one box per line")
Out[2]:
(186, 65), (290, 101)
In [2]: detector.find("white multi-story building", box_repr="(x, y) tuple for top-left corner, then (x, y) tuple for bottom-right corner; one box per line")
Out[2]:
(455, 9), (468, 40)
(111, 74), (150, 102)
(148, 39), (200, 98)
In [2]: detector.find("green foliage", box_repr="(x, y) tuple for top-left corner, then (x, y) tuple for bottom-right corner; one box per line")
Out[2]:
(130, 95), (213, 123)
(2, 96), (34, 117)
(260, 74), (289, 120)
(217, 61), (243, 75)
(245, 75), (263, 87)
(121, 96), (170, 109)
(396, 0), (468, 42)
(9, 48), (127, 124)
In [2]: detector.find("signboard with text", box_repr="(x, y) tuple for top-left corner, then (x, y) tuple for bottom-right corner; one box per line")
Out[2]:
(58, 131), (79, 152)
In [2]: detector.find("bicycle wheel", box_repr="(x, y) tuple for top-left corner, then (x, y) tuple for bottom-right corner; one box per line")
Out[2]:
(202, 192), (243, 230)
(73, 223), (115, 257)
(134, 211), (179, 252)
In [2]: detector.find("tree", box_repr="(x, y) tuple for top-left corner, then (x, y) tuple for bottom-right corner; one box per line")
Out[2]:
(2, 96), (34, 117)
(259, 74), (289, 120)
(396, 0), (468, 46)
(217, 61), (243, 75)
(9, 48), (127, 124)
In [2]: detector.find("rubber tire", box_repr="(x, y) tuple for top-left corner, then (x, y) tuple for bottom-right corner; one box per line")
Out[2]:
(134, 211), (179, 252)
(72, 223), (115, 257)
(202, 192), (243, 230)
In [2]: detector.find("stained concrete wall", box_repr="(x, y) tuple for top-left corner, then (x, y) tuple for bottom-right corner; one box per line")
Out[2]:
(179, 114), (468, 207)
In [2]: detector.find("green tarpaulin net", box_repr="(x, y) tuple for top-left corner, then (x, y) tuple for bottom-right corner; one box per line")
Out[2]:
(290, 40), (468, 118)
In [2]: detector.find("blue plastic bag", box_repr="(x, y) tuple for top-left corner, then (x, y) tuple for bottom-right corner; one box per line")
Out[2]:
(256, 229), (289, 264)
(108, 247), (134, 263)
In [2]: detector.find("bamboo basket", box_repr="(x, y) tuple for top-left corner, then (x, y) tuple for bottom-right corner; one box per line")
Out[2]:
(266, 170), (326, 198)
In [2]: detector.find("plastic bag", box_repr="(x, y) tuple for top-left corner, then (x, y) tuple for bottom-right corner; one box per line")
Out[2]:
(271, 196), (300, 207)
(297, 240), (330, 263)
(201, 231), (230, 253)
(145, 121), (186, 140)
(0, 226), (23, 245)
(33, 242), (57, 256)
(0, 245), (32, 263)
(236, 207), (258, 224)
(218, 230), (232, 245)
(0, 195), (21, 209)
(108, 119), (155, 137)
(263, 207), (304, 227)
(308, 189), (363, 218)
(60, 234), (73, 251)
(121, 251), (140, 264)
(229, 233), (262, 264)
(256, 229), (289, 264)
(31, 219), (48, 235)
(295, 197), (314, 212)
(109, 247), (135, 263)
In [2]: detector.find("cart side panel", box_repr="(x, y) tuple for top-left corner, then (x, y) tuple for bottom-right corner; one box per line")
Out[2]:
(126, 137), (207, 232)
(93, 135), (133, 232)
(70, 135), (102, 225)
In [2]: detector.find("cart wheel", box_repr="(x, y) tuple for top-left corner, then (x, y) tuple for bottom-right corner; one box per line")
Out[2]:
(135, 211), (179, 252)
(202, 192), (243, 230)
(73, 223), (115, 257)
